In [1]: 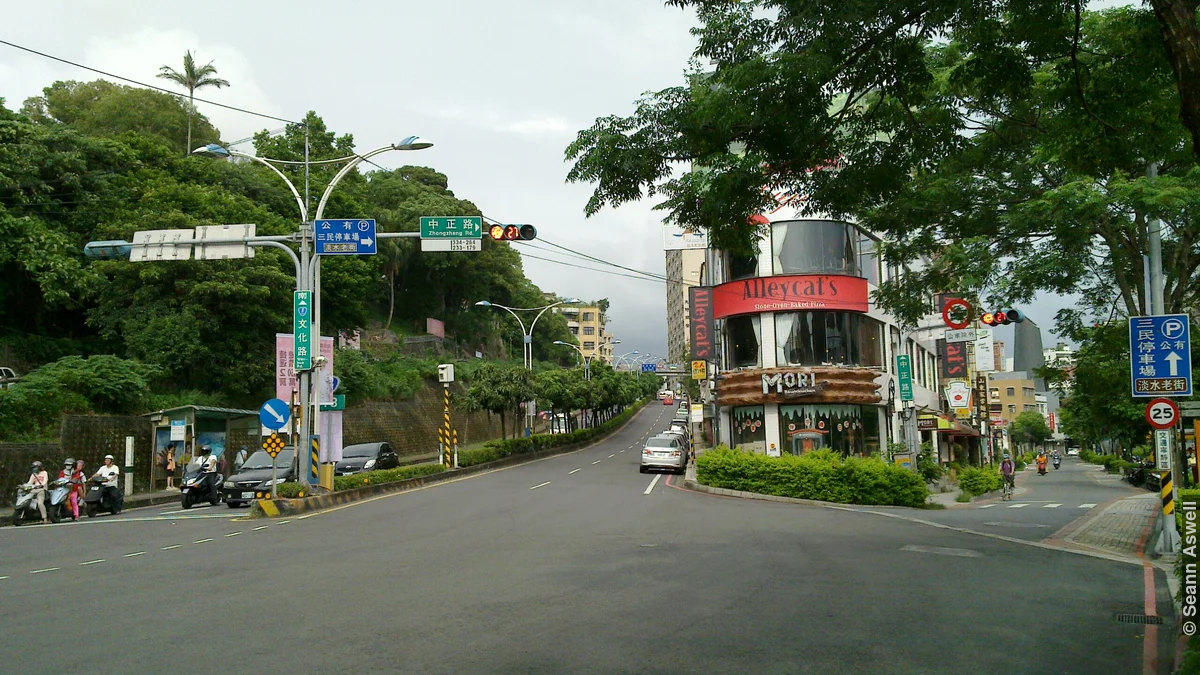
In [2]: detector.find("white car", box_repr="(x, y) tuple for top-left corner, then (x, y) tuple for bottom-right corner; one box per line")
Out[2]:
(641, 434), (687, 474)
(1066, 449), (1079, 456)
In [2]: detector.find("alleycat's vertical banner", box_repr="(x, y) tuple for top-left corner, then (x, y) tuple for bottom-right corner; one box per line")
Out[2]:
(689, 287), (715, 361)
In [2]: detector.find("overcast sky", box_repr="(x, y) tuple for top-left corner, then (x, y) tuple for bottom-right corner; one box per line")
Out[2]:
(2, 1), (1101, 357)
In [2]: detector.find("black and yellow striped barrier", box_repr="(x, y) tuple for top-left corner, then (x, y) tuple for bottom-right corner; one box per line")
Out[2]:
(1163, 471), (1174, 516)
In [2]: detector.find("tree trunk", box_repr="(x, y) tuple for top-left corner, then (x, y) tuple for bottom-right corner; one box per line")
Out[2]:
(385, 270), (396, 330)
(186, 90), (194, 157)
(499, 411), (506, 440)
(1150, 0), (1200, 157)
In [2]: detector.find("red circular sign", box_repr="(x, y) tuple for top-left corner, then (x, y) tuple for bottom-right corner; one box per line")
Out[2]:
(942, 298), (972, 330)
(1146, 398), (1179, 430)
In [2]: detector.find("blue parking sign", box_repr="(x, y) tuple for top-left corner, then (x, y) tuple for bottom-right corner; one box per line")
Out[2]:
(1130, 314), (1192, 397)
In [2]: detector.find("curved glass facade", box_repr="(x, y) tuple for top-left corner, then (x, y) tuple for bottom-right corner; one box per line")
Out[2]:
(775, 311), (884, 368)
(725, 315), (762, 369)
(772, 220), (859, 277)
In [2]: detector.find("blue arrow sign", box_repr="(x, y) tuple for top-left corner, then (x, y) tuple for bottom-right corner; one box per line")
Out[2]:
(1130, 314), (1192, 397)
(315, 219), (377, 255)
(259, 398), (291, 430)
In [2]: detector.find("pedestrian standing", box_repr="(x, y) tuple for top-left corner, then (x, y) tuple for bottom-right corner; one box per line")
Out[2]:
(165, 444), (176, 489)
(71, 460), (86, 519)
(235, 445), (249, 473)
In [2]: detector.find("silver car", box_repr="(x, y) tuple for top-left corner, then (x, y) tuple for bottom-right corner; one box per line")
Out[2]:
(641, 434), (686, 474)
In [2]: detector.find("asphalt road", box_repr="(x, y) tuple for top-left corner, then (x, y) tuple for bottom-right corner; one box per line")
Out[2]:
(0, 405), (1175, 674)
(864, 456), (1151, 542)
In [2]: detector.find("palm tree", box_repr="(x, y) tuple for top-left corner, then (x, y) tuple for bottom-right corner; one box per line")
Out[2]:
(157, 50), (230, 155)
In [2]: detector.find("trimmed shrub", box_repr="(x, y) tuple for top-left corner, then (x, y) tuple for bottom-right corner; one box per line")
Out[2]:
(695, 446), (928, 508)
(331, 463), (446, 492)
(957, 466), (1002, 496)
(457, 400), (648, 468)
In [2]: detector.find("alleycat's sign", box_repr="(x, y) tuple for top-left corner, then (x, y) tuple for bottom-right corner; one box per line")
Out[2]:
(762, 370), (826, 398)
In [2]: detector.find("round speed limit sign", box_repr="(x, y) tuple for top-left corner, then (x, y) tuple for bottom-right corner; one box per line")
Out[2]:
(1145, 398), (1180, 430)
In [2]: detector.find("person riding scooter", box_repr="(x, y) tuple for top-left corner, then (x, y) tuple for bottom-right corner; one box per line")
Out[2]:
(180, 445), (222, 509)
(1036, 452), (1048, 475)
(84, 455), (124, 517)
(1052, 453), (1062, 470)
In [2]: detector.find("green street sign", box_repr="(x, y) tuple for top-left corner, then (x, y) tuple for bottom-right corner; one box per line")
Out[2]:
(896, 354), (914, 401)
(319, 394), (345, 411)
(294, 290), (312, 371)
(420, 216), (483, 239)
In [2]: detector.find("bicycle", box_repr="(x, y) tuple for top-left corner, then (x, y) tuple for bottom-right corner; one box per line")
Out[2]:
(1001, 476), (1015, 501)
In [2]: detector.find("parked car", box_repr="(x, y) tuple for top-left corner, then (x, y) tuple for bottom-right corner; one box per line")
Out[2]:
(222, 447), (295, 507)
(335, 442), (400, 476)
(1066, 448), (1079, 456)
(668, 421), (690, 439)
(640, 434), (687, 474)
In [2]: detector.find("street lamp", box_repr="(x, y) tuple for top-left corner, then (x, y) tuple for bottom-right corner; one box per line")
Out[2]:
(474, 298), (581, 370)
(613, 351), (641, 370)
(552, 339), (618, 381)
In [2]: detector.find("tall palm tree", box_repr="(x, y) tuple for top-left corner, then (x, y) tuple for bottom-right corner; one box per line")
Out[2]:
(157, 50), (230, 155)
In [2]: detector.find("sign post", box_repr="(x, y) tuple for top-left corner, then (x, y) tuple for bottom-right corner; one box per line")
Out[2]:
(895, 355), (914, 401)
(420, 216), (483, 252)
(293, 291), (313, 371)
(691, 360), (707, 381)
(314, 219), (377, 256)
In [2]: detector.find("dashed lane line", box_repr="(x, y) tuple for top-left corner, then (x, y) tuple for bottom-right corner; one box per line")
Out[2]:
(1080, 503), (1097, 509)
(0, 576), (8, 580)
(30, 567), (59, 574)
(979, 504), (997, 509)
(193, 538), (213, 544)
(79, 559), (105, 566)
(252, 526), (269, 531)
(530, 481), (551, 490)
(278, 520), (291, 525)
(644, 474), (662, 495)
(123, 551), (145, 558)
(225, 531), (242, 537)
(569, 468), (581, 475)
(161, 545), (182, 550)
(609, 454), (615, 458)
(592, 460), (602, 465)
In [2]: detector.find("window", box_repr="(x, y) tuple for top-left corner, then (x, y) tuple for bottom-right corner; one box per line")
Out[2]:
(771, 220), (859, 277)
(989, 388), (1000, 400)
(731, 406), (766, 453)
(1023, 387), (1035, 398)
(728, 252), (759, 281)
(1007, 405), (1016, 414)
(725, 315), (762, 369)
(858, 234), (880, 286)
(989, 404), (1002, 413)
(583, 327), (595, 336)
(1024, 405), (1038, 412)
(583, 341), (595, 349)
(570, 327), (579, 335)
(582, 312), (594, 321)
(1006, 387), (1015, 397)
(779, 404), (880, 457)
(775, 312), (883, 367)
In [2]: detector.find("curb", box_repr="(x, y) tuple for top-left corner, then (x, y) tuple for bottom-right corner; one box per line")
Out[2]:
(250, 401), (651, 520)
(1, 491), (184, 528)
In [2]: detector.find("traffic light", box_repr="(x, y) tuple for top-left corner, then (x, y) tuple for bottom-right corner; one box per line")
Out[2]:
(487, 224), (537, 241)
(981, 309), (1026, 326)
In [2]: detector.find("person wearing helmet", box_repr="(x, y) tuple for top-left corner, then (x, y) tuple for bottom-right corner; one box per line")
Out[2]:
(58, 458), (79, 520)
(196, 445), (217, 474)
(95, 454), (120, 490)
(27, 461), (49, 523)
(1000, 452), (1016, 494)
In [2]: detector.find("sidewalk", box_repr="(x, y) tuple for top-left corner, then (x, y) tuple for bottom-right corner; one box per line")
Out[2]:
(1044, 493), (1159, 559)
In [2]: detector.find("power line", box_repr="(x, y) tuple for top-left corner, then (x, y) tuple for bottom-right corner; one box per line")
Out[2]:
(517, 250), (699, 287)
(0, 38), (299, 125)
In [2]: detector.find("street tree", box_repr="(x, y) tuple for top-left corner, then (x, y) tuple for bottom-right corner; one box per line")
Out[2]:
(157, 50), (230, 156)
(1010, 412), (1052, 454)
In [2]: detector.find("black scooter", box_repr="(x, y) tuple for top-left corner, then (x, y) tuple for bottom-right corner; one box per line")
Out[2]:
(180, 464), (222, 510)
(83, 475), (123, 517)
(1052, 456), (1061, 470)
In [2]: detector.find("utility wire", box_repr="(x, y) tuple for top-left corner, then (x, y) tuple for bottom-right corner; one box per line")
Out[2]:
(0, 38), (299, 125)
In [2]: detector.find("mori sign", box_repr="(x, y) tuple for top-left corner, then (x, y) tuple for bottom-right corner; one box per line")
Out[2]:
(1145, 398), (1180, 430)
(761, 370), (825, 398)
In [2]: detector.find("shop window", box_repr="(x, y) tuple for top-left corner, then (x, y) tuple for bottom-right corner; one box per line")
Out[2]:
(728, 251), (759, 281)
(771, 220), (860, 277)
(776, 312), (883, 367)
(731, 406), (766, 453)
(725, 315), (762, 369)
(779, 404), (880, 457)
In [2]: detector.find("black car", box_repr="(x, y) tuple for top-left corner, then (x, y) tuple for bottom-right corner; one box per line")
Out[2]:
(335, 442), (400, 476)
(222, 447), (295, 508)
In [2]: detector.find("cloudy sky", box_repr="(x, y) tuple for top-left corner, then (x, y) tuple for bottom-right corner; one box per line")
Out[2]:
(1, 1), (1099, 357)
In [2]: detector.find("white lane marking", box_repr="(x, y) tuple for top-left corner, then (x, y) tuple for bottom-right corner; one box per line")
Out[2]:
(79, 559), (105, 566)
(122, 551), (145, 558)
(1044, 503), (1062, 508)
(1079, 503), (1097, 509)
(193, 538), (213, 544)
(592, 460), (602, 465)
(0, 576), (8, 580)
(161, 545), (182, 550)
(278, 520), (291, 525)
(644, 474), (662, 495)
(569, 468), (581, 475)
(158, 506), (216, 516)
(978, 504), (996, 509)
(30, 567), (59, 574)
(252, 526), (269, 531)
(901, 544), (982, 558)
(1008, 504), (1028, 509)
(530, 481), (551, 490)
(224, 532), (242, 537)
(609, 454), (615, 458)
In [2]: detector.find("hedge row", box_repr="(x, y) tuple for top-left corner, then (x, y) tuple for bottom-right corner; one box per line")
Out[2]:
(273, 462), (447, 497)
(695, 446), (928, 508)
(957, 466), (1001, 497)
(1080, 449), (1132, 473)
(456, 400), (647, 467)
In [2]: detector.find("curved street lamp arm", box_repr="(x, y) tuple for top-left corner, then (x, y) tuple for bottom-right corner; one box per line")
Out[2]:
(230, 150), (307, 221)
(314, 145), (396, 222)
(529, 300), (568, 337)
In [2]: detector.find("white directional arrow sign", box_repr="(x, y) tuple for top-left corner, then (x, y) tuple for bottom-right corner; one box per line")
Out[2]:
(265, 403), (285, 424)
(1166, 351), (1183, 376)
(360, 237), (373, 248)
(259, 398), (292, 430)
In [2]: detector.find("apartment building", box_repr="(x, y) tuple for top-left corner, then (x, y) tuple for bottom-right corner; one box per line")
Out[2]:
(560, 303), (616, 364)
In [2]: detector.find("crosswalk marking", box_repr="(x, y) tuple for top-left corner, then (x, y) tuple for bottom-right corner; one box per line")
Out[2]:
(1079, 503), (1097, 509)
(979, 504), (997, 509)
(1008, 503), (1028, 509)
(1044, 503), (1062, 508)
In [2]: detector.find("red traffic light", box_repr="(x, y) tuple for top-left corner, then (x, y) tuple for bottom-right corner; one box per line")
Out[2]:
(981, 309), (1025, 326)
(486, 223), (538, 241)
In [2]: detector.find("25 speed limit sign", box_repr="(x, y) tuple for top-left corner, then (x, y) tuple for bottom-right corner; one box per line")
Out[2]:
(1145, 398), (1180, 430)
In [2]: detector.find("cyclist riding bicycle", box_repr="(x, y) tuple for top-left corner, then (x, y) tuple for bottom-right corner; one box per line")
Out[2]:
(1000, 453), (1016, 496)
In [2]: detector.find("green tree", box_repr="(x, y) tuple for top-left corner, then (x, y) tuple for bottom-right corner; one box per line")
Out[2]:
(1010, 411), (1052, 454)
(463, 362), (535, 439)
(157, 50), (230, 156)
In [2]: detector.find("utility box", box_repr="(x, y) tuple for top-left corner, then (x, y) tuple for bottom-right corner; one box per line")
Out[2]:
(438, 364), (455, 383)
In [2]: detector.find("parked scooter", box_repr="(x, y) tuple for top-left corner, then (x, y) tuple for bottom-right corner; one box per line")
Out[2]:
(1125, 459), (1157, 488)
(83, 474), (123, 518)
(180, 461), (222, 510)
(46, 476), (74, 523)
(11, 483), (43, 526)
